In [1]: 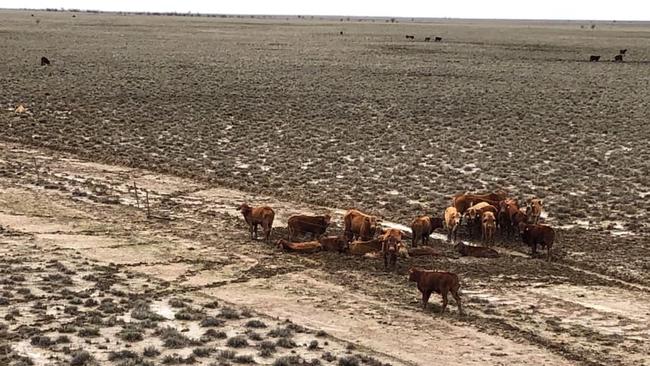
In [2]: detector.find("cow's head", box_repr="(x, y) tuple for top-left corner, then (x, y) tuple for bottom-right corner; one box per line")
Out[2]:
(237, 203), (252, 215)
(518, 222), (529, 235)
(482, 212), (495, 225)
(322, 214), (332, 226)
(408, 267), (419, 282)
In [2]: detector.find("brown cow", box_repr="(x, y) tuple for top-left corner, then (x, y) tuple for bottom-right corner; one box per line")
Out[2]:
(343, 209), (379, 241)
(497, 200), (513, 239)
(381, 228), (404, 269)
(276, 239), (322, 253)
(526, 198), (543, 224)
(238, 203), (274, 244)
(452, 191), (507, 214)
(408, 268), (462, 313)
(347, 238), (384, 255)
(519, 224), (555, 261)
(318, 236), (348, 253)
(589, 55), (601, 62)
(410, 216), (443, 247)
(619, 49), (627, 55)
(465, 202), (497, 239)
(434, 36), (442, 42)
(444, 207), (461, 243)
(40, 56), (50, 66)
(481, 211), (496, 245)
(614, 54), (623, 62)
(454, 242), (499, 258)
(287, 214), (331, 241)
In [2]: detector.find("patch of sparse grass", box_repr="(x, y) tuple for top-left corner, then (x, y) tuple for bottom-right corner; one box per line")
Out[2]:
(58, 323), (77, 333)
(200, 316), (225, 327)
(246, 331), (263, 341)
(56, 335), (71, 344)
(175, 307), (205, 321)
(219, 307), (240, 320)
(321, 352), (336, 362)
(70, 351), (94, 366)
(203, 300), (219, 309)
(168, 298), (187, 308)
(155, 326), (199, 349)
(192, 346), (216, 357)
(201, 328), (227, 342)
(131, 300), (165, 321)
(84, 298), (98, 307)
(78, 327), (100, 338)
(226, 335), (248, 348)
(308, 340), (319, 350)
(108, 350), (139, 361)
(315, 330), (327, 337)
(0, 297), (9, 306)
(245, 320), (266, 329)
(162, 354), (197, 364)
(275, 337), (296, 349)
(219, 350), (236, 360)
(143, 346), (160, 358)
(138, 319), (159, 329)
(268, 327), (292, 338)
(233, 355), (255, 364)
(272, 356), (303, 366)
(338, 356), (360, 366)
(355, 354), (389, 366)
(30, 335), (54, 347)
(118, 326), (144, 342)
(240, 308), (253, 318)
(258, 341), (276, 357)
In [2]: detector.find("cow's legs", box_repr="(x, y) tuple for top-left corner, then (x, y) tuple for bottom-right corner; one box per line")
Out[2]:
(451, 289), (462, 314)
(421, 291), (431, 310)
(249, 224), (255, 240)
(441, 291), (449, 313)
(252, 224), (258, 240)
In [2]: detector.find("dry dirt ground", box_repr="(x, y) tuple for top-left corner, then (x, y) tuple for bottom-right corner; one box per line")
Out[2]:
(1, 142), (649, 366)
(0, 11), (649, 366)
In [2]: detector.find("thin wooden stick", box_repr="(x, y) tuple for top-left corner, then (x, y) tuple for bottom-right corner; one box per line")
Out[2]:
(145, 190), (151, 218)
(133, 182), (140, 209)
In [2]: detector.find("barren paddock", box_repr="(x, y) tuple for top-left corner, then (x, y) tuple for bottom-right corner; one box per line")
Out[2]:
(1, 11), (649, 366)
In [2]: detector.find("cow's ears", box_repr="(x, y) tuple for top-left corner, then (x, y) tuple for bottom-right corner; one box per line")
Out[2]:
(539, 199), (544, 205)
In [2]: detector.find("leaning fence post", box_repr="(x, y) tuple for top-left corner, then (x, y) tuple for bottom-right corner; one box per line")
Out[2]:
(133, 182), (140, 209)
(145, 190), (151, 218)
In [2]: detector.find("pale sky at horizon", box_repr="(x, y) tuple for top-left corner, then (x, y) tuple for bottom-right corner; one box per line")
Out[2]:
(0, 0), (648, 21)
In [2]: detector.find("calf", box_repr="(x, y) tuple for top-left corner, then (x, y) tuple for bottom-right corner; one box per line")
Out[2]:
(408, 268), (462, 313)
(238, 203), (274, 244)
(444, 206), (461, 243)
(481, 211), (496, 245)
(318, 236), (348, 253)
(343, 209), (379, 241)
(287, 214), (331, 240)
(410, 215), (443, 247)
(519, 224), (555, 261)
(526, 197), (543, 224)
(614, 54), (623, 62)
(276, 239), (322, 253)
(381, 228), (404, 270)
(40, 56), (50, 66)
(497, 199), (514, 239)
(454, 242), (499, 258)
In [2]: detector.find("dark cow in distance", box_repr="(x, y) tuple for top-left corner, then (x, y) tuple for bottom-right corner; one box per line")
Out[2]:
(343, 209), (379, 241)
(410, 215), (443, 247)
(620, 49), (627, 54)
(287, 214), (331, 240)
(434, 36), (442, 42)
(589, 55), (600, 62)
(405, 35), (415, 40)
(424, 37), (431, 42)
(408, 268), (462, 314)
(520, 224), (555, 261)
(40, 56), (50, 66)
(614, 54), (623, 62)
(237, 203), (275, 244)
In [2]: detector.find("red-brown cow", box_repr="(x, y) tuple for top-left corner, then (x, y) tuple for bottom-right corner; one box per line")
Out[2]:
(238, 203), (275, 244)
(287, 214), (331, 241)
(519, 224), (555, 261)
(276, 239), (322, 253)
(318, 236), (349, 253)
(444, 206), (462, 243)
(408, 268), (463, 314)
(454, 241), (499, 258)
(482, 211), (497, 245)
(343, 209), (379, 241)
(410, 215), (443, 247)
(380, 228), (405, 270)
(526, 198), (543, 224)
(452, 191), (507, 214)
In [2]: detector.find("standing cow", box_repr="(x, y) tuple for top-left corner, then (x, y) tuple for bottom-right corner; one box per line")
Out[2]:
(410, 215), (443, 247)
(481, 211), (496, 245)
(287, 214), (331, 240)
(343, 209), (379, 241)
(408, 267), (462, 314)
(444, 207), (461, 243)
(519, 223), (555, 261)
(526, 198), (543, 224)
(237, 203), (275, 244)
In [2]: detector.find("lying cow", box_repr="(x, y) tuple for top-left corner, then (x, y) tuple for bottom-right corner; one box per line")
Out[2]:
(519, 224), (555, 261)
(343, 209), (379, 241)
(454, 242), (499, 258)
(444, 206), (461, 243)
(410, 215), (443, 247)
(238, 203), (275, 244)
(408, 268), (462, 314)
(276, 239), (322, 253)
(287, 214), (331, 240)
(318, 236), (348, 253)
(481, 211), (496, 245)
(526, 198), (543, 224)
(347, 238), (384, 256)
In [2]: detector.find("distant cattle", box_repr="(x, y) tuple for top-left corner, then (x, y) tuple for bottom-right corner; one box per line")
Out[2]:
(405, 35), (415, 40)
(444, 207), (461, 243)
(287, 214), (331, 241)
(481, 211), (497, 245)
(589, 55), (601, 62)
(40, 57), (50, 66)
(434, 37), (442, 42)
(454, 242), (499, 258)
(410, 215), (443, 247)
(237, 203), (275, 244)
(408, 268), (462, 314)
(526, 198), (543, 224)
(343, 209), (379, 241)
(407, 246), (441, 257)
(276, 239), (322, 253)
(519, 224), (555, 261)
(452, 191), (507, 214)
(614, 54), (623, 62)
(424, 37), (431, 42)
(318, 236), (348, 253)
(347, 238), (384, 256)
(340, 31), (344, 35)
(620, 49), (627, 54)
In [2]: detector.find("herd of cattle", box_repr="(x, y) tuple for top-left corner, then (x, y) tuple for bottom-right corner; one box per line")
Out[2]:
(237, 191), (555, 313)
(589, 48), (627, 62)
